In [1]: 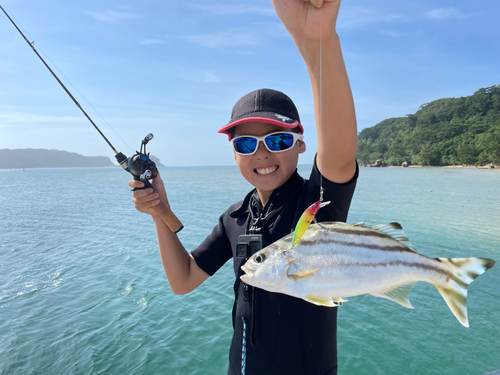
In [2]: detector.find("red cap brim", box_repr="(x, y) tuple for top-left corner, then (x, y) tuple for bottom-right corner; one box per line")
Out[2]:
(217, 117), (303, 140)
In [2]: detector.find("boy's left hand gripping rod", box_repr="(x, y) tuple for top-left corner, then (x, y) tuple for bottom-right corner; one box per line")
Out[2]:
(1, 5), (183, 233)
(117, 134), (184, 233)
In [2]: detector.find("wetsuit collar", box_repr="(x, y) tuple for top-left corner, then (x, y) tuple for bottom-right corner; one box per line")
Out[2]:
(230, 169), (304, 218)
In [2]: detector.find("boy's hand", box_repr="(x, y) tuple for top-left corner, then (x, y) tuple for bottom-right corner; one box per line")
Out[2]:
(272, 0), (357, 183)
(271, 0), (340, 42)
(129, 172), (168, 218)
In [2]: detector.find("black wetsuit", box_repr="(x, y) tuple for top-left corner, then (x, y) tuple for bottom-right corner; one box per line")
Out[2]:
(192, 159), (358, 375)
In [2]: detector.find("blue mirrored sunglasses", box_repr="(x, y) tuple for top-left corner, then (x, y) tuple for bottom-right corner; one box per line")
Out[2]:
(231, 131), (304, 155)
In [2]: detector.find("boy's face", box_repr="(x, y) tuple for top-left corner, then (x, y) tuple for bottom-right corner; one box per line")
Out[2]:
(232, 121), (306, 203)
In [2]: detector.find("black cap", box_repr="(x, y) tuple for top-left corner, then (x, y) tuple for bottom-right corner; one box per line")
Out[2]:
(217, 88), (303, 139)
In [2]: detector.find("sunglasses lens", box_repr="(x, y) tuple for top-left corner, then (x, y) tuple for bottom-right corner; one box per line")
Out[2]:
(265, 133), (294, 151)
(233, 137), (257, 154)
(232, 133), (298, 154)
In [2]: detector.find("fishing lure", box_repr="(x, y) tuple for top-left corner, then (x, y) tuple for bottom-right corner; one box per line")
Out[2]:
(291, 200), (330, 247)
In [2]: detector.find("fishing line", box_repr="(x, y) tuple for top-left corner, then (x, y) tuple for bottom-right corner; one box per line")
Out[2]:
(37, 50), (134, 153)
(1, 5), (119, 153)
(27, 34), (133, 153)
(1, 5), (184, 233)
(1, 4), (131, 153)
(316, 5), (331, 232)
(319, 9), (324, 203)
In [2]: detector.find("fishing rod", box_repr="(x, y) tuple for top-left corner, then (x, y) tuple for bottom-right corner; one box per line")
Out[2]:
(1, 5), (183, 233)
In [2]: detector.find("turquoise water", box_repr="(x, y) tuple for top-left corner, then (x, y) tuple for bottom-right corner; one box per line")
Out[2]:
(0, 166), (499, 374)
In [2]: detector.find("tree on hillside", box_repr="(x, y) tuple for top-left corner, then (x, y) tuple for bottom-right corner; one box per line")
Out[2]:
(356, 85), (500, 166)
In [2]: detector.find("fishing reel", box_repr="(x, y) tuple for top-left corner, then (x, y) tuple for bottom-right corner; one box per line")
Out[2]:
(1, 4), (183, 232)
(115, 133), (184, 233)
(115, 133), (157, 190)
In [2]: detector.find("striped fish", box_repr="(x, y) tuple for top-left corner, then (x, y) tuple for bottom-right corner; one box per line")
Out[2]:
(240, 222), (495, 327)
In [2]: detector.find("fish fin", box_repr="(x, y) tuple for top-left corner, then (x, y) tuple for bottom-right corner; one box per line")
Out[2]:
(370, 282), (416, 309)
(332, 298), (347, 307)
(304, 295), (346, 307)
(352, 222), (367, 227)
(288, 269), (320, 282)
(433, 257), (495, 328)
(370, 223), (418, 252)
(305, 294), (335, 307)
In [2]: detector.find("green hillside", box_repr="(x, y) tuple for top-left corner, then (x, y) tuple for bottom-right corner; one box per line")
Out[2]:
(356, 85), (500, 166)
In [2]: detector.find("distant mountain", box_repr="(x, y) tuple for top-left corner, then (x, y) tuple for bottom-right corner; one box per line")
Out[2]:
(0, 149), (166, 169)
(149, 155), (164, 167)
(356, 84), (500, 166)
(0, 149), (114, 169)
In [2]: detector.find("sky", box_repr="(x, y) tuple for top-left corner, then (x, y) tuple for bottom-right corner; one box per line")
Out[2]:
(1, 0), (499, 166)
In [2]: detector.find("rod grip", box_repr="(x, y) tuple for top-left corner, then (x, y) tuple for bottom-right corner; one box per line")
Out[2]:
(133, 179), (183, 233)
(153, 199), (184, 233)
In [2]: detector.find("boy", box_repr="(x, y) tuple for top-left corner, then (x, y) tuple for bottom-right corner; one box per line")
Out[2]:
(130, 0), (358, 374)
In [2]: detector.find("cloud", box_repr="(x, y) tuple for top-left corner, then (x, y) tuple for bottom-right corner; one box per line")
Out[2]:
(334, 6), (477, 33)
(381, 31), (421, 38)
(0, 113), (83, 124)
(426, 7), (473, 20)
(338, 6), (409, 29)
(203, 71), (221, 83)
(183, 30), (259, 48)
(85, 10), (142, 23)
(253, 21), (289, 38)
(140, 39), (169, 45)
(191, 4), (275, 16)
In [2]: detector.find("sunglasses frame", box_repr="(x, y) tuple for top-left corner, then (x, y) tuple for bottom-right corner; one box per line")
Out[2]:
(231, 131), (304, 155)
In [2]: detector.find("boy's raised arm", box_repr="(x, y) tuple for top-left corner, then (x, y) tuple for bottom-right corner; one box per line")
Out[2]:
(129, 176), (209, 294)
(271, 0), (357, 183)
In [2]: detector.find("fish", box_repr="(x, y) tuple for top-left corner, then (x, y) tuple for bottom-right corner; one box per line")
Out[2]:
(240, 220), (496, 327)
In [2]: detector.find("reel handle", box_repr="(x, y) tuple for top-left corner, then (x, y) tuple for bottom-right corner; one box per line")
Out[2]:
(134, 179), (184, 233)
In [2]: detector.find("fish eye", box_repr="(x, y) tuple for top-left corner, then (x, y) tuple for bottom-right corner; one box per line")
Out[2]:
(255, 253), (266, 263)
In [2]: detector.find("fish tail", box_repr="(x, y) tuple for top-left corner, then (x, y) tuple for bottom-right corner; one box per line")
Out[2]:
(434, 257), (495, 327)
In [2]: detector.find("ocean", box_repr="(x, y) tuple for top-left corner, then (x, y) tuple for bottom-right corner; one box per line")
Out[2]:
(1, 165), (499, 375)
